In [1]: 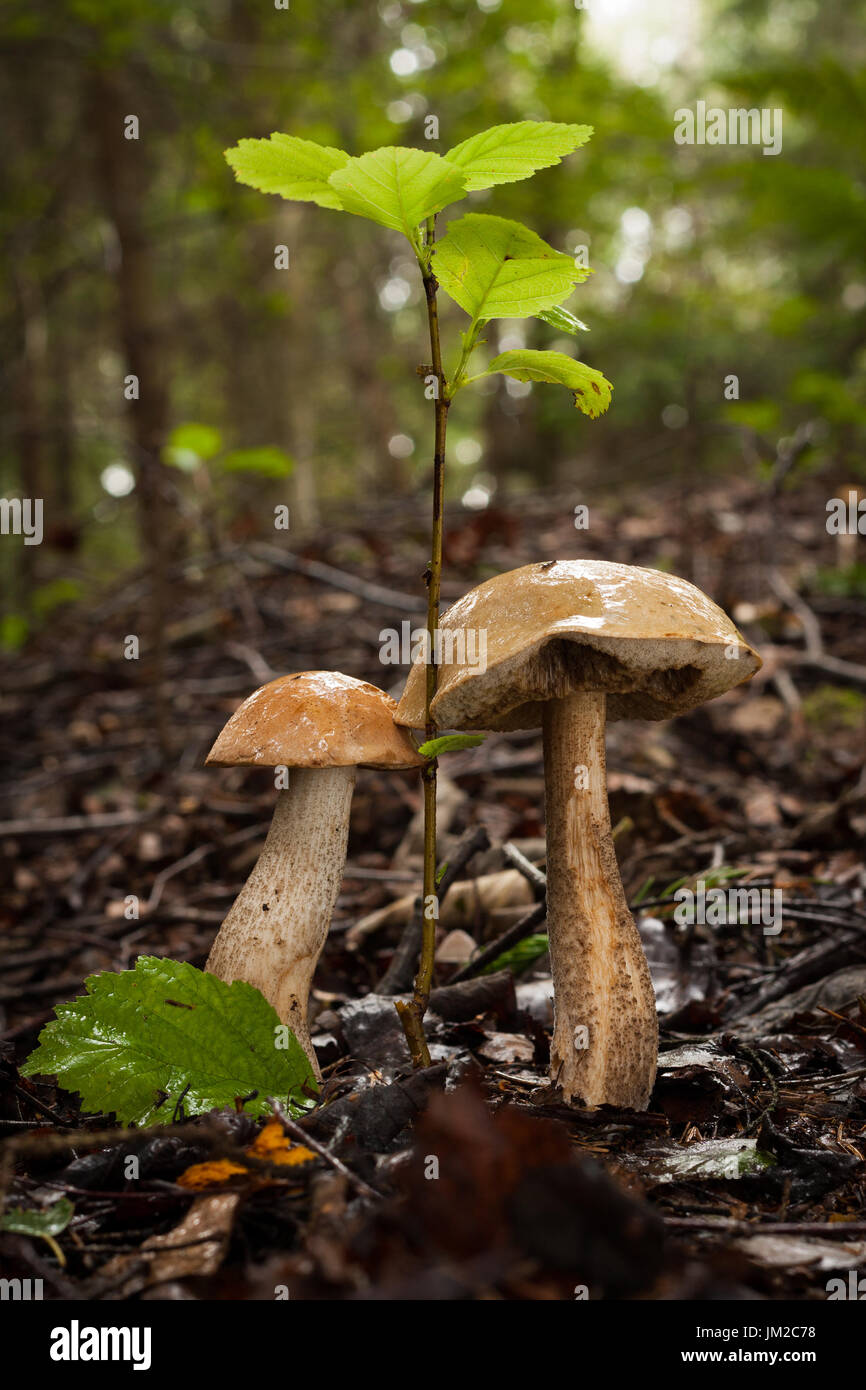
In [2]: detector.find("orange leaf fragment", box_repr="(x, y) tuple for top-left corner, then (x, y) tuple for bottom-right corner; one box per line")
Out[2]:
(246, 1118), (316, 1166)
(176, 1159), (249, 1190)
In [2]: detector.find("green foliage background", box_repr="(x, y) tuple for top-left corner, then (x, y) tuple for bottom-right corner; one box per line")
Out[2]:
(1, 0), (864, 629)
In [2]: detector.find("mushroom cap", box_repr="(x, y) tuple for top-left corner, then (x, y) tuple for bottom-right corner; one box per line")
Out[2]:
(207, 671), (425, 769)
(395, 560), (761, 731)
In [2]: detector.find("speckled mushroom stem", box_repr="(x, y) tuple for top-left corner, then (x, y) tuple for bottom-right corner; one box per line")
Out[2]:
(542, 690), (657, 1109)
(205, 766), (356, 1079)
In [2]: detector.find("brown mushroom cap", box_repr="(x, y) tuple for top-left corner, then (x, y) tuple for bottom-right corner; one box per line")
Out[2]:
(207, 670), (425, 769)
(395, 560), (761, 731)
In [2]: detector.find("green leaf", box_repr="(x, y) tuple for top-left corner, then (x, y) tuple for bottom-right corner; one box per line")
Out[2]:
(32, 578), (83, 619)
(445, 121), (593, 192)
(632, 876), (656, 907)
(0, 613), (29, 651)
(163, 422), (223, 470)
(487, 349), (613, 418)
(1, 1198), (74, 1238)
(417, 733), (486, 758)
(20, 957), (316, 1127)
(434, 214), (584, 321)
(328, 147), (466, 237)
(225, 134), (350, 210)
(219, 446), (294, 478)
(483, 934), (550, 977)
(537, 305), (590, 335)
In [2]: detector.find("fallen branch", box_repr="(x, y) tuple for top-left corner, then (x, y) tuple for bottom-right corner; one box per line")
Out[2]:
(502, 841), (547, 892)
(251, 542), (426, 612)
(268, 1096), (379, 1201)
(450, 900), (547, 983)
(665, 1216), (866, 1238)
(0, 811), (153, 838)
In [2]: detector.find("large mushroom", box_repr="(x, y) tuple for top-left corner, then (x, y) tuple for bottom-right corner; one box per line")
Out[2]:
(205, 671), (424, 1076)
(396, 560), (761, 1109)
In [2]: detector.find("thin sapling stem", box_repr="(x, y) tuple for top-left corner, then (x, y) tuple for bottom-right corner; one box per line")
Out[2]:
(396, 214), (452, 1066)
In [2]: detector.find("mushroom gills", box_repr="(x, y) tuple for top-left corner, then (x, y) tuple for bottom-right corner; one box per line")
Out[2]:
(543, 689), (657, 1108)
(205, 765), (356, 1079)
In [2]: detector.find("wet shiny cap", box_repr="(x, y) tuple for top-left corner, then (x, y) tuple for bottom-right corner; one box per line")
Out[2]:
(395, 560), (762, 731)
(207, 671), (425, 769)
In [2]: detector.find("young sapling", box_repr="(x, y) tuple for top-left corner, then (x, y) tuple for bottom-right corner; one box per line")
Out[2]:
(225, 122), (613, 1064)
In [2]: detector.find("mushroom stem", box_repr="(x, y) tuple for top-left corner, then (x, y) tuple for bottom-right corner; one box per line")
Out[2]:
(205, 766), (356, 1079)
(542, 690), (657, 1109)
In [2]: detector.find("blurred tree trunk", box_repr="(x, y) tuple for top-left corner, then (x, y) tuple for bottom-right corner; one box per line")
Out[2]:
(50, 309), (74, 518)
(10, 273), (46, 606)
(87, 67), (171, 750)
(284, 325), (320, 534)
(341, 280), (406, 493)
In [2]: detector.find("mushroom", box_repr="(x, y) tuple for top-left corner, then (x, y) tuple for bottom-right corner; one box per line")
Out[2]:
(395, 560), (761, 1109)
(205, 671), (424, 1076)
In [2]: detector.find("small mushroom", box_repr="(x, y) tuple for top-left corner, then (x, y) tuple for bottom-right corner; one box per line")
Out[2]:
(205, 671), (424, 1076)
(396, 560), (761, 1109)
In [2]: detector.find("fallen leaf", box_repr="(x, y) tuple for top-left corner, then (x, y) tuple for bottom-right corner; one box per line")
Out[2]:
(639, 1137), (776, 1183)
(247, 1118), (316, 1166)
(743, 783), (782, 827)
(175, 1119), (316, 1189)
(736, 1234), (866, 1271)
(96, 1193), (239, 1296)
(728, 697), (786, 737)
(477, 1032), (535, 1063)
(639, 916), (715, 1017)
(176, 1160), (248, 1190)
(347, 869), (533, 947)
(658, 1043), (748, 1087)
(435, 929), (478, 965)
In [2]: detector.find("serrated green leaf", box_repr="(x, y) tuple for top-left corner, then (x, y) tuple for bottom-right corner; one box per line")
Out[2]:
(487, 349), (613, 418)
(1, 1198), (74, 1238)
(434, 214), (583, 321)
(225, 134), (350, 209)
(328, 147), (466, 236)
(219, 446), (294, 478)
(417, 733), (486, 758)
(445, 121), (593, 192)
(21, 957), (316, 1127)
(537, 305), (590, 335)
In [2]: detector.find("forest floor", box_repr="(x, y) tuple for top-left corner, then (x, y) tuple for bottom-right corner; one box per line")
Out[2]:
(1, 472), (865, 1300)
